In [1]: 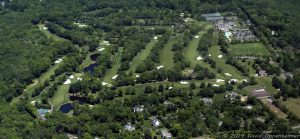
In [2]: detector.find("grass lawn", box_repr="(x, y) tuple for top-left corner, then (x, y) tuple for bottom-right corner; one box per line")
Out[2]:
(103, 48), (122, 83)
(228, 43), (270, 57)
(282, 98), (300, 118)
(184, 24), (213, 68)
(257, 77), (278, 94)
(208, 45), (245, 80)
(49, 84), (70, 110)
(38, 24), (66, 41)
(161, 36), (180, 69)
(11, 61), (64, 104)
(128, 39), (158, 73)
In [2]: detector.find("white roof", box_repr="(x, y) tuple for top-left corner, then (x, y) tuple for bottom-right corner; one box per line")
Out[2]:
(154, 36), (158, 40)
(194, 35), (199, 38)
(218, 55), (223, 58)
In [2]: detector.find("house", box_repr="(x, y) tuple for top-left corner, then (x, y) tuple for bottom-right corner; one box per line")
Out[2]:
(38, 108), (50, 121)
(161, 129), (172, 139)
(226, 92), (239, 100)
(151, 118), (160, 127)
(124, 124), (135, 132)
(258, 70), (268, 77)
(201, 98), (213, 106)
(133, 105), (144, 113)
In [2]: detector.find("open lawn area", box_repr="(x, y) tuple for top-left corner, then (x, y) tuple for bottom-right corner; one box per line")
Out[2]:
(11, 60), (64, 104)
(103, 48), (122, 83)
(38, 24), (66, 41)
(128, 39), (157, 73)
(228, 43), (270, 57)
(209, 45), (245, 80)
(282, 98), (300, 118)
(49, 84), (70, 110)
(161, 36), (180, 69)
(257, 77), (278, 94)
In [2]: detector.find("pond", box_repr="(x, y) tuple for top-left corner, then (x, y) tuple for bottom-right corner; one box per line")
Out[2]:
(84, 63), (97, 73)
(90, 53), (100, 61)
(59, 103), (73, 113)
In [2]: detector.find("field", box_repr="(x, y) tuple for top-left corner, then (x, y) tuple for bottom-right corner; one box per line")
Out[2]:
(49, 84), (71, 110)
(209, 45), (245, 80)
(228, 43), (270, 57)
(282, 98), (300, 118)
(103, 47), (123, 83)
(161, 36), (180, 69)
(128, 39), (157, 73)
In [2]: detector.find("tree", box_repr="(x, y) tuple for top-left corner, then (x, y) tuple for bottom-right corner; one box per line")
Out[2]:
(190, 83), (196, 89)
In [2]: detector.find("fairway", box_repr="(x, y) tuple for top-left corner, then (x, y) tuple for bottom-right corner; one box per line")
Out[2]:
(161, 36), (180, 69)
(103, 48), (122, 83)
(128, 39), (157, 72)
(228, 43), (270, 57)
(209, 45), (245, 80)
(49, 84), (70, 110)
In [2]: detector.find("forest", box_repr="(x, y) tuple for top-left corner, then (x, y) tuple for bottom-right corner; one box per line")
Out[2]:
(0, 0), (299, 138)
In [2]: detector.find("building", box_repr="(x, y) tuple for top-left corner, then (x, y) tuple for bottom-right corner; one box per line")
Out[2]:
(225, 92), (239, 100)
(201, 13), (224, 22)
(161, 129), (172, 139)
(258, 70), (268, 77)
(151, 118), (160, 127)
(201, 98), (213, 106)
(251, 89), (270, 98)
(124, 124), (135, 132)
(232, 29), (256, 42)
(133, 105), (144, 113)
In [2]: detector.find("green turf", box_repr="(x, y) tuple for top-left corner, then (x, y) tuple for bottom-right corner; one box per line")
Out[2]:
(282, 98), (300, 118)
(256, 77), (278, 94)
(161, 36), (180, 69)
(49, 84), (70, 110)
(228, 43), (270, 57)
(38, 24), (66, 41)
(208, 45), (245, 80)
(103, 48), (122, 83)
(11, 60), (64, 104)
(128, 39), (158, 73)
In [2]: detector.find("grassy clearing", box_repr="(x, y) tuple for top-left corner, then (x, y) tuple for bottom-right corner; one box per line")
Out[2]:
(128, 39), (157, 73)
(184, 25), (212, 67)
(256, 77), (278, 94)
(11, 61), (64, 104)
(282, 98), (300, 118)
(228, 43), (270, 57)
(38, 24), (66, 41)
(161, 36), (180, 69)
(208, 45), (245, 80)
(103, 48), (122, 83)
(49, 84), (70, 110)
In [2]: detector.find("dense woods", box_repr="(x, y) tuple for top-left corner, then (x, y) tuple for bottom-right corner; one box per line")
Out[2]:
(0, 0), (299, 138)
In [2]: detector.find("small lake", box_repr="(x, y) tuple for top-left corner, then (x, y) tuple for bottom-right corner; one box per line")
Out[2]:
(90, 53), (100, 61)
(84, 63), (97, 73)
(59, 103), (73, 113)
